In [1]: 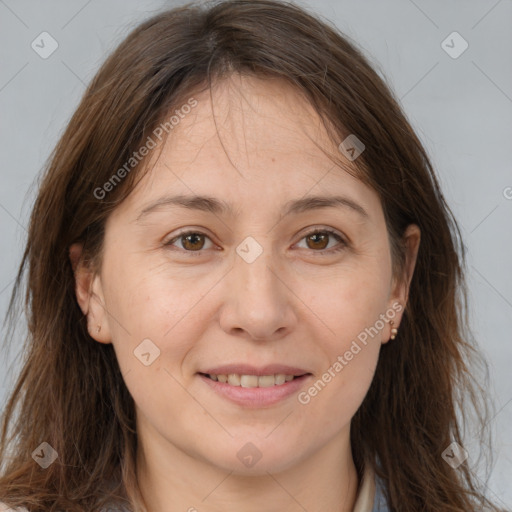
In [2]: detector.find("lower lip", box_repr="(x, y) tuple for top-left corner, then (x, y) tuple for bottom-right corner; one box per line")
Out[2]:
(198, 374), (312, 408)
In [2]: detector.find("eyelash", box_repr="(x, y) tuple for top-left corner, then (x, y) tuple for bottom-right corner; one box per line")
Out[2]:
(164, 228), (347, 257)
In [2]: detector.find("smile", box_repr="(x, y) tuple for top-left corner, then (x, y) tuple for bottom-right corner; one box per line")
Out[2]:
(197, 372), (312, 408)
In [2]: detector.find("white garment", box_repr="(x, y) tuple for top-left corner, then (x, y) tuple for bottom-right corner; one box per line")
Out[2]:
(353, 463), (376, 512)
(0, 504), (28, 512)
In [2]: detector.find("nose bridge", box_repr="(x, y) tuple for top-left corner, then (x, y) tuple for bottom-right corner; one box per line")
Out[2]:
(220, 234), (294, 339)
(234, 234), (280, 300)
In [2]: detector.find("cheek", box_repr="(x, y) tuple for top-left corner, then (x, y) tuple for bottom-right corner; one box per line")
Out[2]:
(297, 260), (391, 345)
(297, 334), (380, 433)
(106, 272), (211, 424)
(292, 257), (389, 411)
(103, 249), (212, 335)
(101, 260), (209, 379)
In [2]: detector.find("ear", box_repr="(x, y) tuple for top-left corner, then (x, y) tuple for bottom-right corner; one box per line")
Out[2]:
(383, 223), (421, 343)
(69, 243), (112, 344)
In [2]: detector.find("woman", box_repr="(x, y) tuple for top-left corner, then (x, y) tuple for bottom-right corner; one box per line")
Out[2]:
(0, 1), (506, 511)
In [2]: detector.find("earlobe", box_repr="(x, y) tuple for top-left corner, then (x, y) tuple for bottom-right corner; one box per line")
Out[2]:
(381, 315), (401, 345)
(69, 243), (112, 344)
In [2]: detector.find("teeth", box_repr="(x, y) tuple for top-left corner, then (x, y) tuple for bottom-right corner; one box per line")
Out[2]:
(207, 373), (301, 387)
(258, 375), (275, 387)
(241, 375), (259, 387)
(228, 374), (241, 386)
(274, 374), (286, 385)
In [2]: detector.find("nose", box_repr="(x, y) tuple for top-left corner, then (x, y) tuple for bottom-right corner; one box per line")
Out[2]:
(218, 243), (298, 341)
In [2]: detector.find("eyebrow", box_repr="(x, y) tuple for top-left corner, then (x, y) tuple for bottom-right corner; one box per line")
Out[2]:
(134, 193), (369, 222)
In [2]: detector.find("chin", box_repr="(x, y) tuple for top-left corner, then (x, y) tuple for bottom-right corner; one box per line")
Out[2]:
(205, 438), (304, 476)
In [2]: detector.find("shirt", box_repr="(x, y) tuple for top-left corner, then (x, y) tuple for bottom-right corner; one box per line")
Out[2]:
(354, 463), (389, 512)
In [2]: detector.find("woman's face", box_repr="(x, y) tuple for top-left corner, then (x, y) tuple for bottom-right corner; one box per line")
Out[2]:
(73, 74), (419, 476)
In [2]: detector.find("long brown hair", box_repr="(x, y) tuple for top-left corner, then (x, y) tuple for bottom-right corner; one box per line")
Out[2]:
(0, 1), (505, 510)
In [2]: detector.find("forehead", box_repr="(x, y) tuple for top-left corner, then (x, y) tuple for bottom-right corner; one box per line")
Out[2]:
(112, 74), (380, 221)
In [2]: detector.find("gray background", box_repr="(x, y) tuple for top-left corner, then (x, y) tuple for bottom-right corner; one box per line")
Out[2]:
(1, 0), (511, 507)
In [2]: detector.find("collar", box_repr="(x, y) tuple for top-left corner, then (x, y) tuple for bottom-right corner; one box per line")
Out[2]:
(352, 463), (376, 512)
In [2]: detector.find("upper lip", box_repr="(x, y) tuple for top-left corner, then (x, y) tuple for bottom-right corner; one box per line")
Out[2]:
(199, 364), (311, 377)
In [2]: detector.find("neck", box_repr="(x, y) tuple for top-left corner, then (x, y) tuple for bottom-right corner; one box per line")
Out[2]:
(135, 417), (359, 512)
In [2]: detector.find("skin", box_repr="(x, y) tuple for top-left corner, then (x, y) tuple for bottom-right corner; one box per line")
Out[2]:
(70, 74), (420, 512)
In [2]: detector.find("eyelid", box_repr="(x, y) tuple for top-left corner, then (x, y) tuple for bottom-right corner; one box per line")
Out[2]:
(296, 225), (346, 242)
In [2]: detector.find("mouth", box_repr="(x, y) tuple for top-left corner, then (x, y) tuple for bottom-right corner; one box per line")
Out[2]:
(198, 372), (309, 388)
(196, 367), (313, 408)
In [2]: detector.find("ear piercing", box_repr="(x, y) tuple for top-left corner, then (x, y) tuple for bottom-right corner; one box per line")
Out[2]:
(390, 320), (398, 340)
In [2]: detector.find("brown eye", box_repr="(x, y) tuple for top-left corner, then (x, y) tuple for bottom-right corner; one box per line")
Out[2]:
(181, 233), (205, 251)
(166, 231), (214, 253)
(306, 232), (329, 250)
(296, 229), (346, 254)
